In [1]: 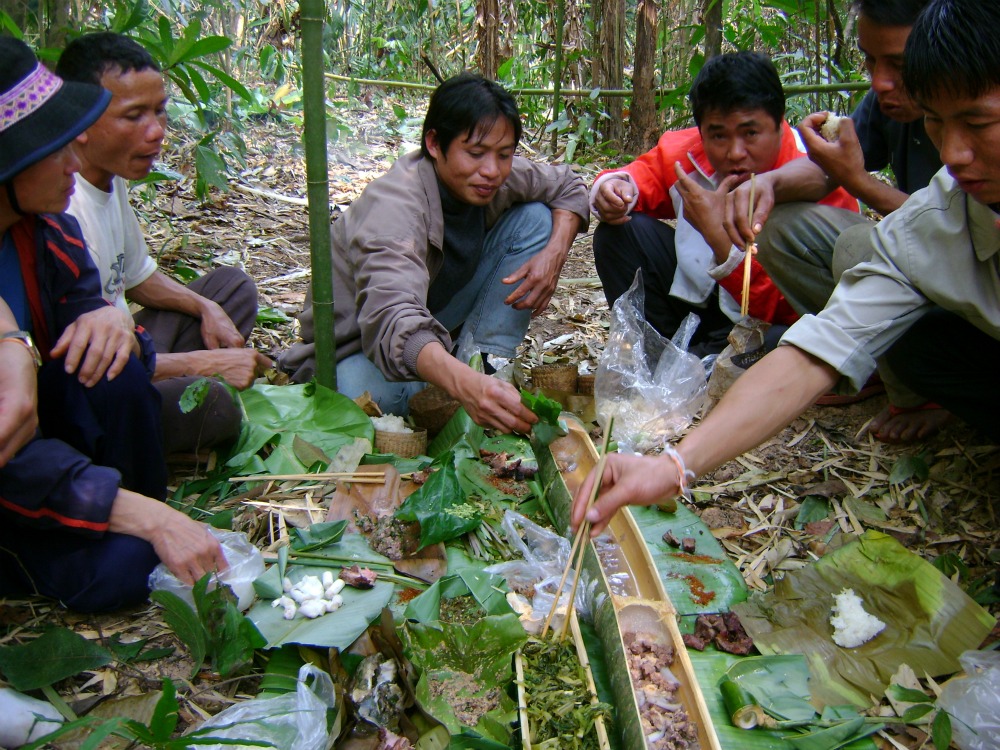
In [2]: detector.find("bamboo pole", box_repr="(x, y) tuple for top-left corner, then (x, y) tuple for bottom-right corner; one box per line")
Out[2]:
(551, 0), (565, 151)
(301, 0), (336, 389)
(322, 71), (870, 98)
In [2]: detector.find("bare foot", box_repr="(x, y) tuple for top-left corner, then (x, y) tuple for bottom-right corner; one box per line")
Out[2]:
(867, 403), (952, 444)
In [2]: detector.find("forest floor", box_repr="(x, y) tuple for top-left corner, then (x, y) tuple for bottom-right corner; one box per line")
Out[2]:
(2, 94), (998, 748)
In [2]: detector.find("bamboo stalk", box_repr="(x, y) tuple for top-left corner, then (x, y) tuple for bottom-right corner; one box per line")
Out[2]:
(740, 173), (757, 318)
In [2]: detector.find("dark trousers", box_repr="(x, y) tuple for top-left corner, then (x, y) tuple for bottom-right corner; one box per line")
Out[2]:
(885, 308), (1000, 442)
(593, 214), (733, 357)
(0, 358), (165, 612)
(134, 266), (257, 454)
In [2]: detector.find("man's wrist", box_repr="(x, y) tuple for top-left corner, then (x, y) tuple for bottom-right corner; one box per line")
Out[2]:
(0, 330), (42, 370)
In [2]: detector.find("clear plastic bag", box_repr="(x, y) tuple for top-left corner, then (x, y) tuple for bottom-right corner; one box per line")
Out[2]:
(595, 270), (709, 453)
(936, 650), (1000, 750)
(188, 664), (336, 750)
(148, 528), (264, 611)
(485, 511), (591, 619)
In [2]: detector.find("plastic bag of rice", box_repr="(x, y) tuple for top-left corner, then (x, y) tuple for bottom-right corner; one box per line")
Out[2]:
(830, 588), (886, 648)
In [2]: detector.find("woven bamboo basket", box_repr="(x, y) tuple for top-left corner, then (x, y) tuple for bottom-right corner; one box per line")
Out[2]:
(408, 385), (460, 436)
(530, 364), (578, 393)
(576, 373), (595, 395)
(374, 428), (427, 458)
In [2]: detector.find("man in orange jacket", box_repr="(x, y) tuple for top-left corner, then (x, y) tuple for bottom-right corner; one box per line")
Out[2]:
(591, 51), (858, 356)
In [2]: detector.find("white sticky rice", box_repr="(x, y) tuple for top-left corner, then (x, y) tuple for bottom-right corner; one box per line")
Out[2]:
(371, 414), (413, 433)
(830, 588), (886, 648)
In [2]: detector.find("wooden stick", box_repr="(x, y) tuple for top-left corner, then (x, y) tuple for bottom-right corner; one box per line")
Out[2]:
(539, 511), (591, 638)
(230, 471), (408, 482)
(740, 173), (757, 317)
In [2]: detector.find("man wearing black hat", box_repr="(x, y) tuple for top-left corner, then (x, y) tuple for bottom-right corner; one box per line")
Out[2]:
(0, 37), (226, 612)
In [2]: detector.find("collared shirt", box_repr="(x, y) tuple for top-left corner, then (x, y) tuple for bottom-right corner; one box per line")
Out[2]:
(782, 167), (1000, 391)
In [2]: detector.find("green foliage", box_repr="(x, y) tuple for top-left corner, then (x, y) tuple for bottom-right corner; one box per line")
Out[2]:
(23, 679), (273, 749)
(151, 573), (266, 678)
(0, 628), (113, 691)
(519, 389), (568, 446)
(396, 454), (483, 549)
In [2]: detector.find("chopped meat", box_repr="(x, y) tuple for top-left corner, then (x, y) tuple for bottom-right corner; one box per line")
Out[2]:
(341, 564), (378, 589)
(662, 531), (681, 548)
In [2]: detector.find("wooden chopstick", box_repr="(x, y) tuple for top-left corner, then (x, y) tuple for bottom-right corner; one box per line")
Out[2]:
(740, 173), (757, 318)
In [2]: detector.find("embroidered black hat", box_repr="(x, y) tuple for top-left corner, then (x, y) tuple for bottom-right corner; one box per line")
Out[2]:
(0, 36), (110, 183)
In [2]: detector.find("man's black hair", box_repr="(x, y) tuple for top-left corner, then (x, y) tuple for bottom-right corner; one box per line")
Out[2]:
(689, 51), (785, 128)
(851, 0), (930, 28)
(56, 32), (159, 85)
(903, 0), (1000, 104)
(420, 72), (521, 160)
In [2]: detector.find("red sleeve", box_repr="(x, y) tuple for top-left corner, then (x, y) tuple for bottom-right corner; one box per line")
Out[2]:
(595, 128), (705, 220)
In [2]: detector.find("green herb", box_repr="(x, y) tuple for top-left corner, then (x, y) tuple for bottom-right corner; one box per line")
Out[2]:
(520, 390), (568, 446)
(396, 454), (483, 549)
(519, 638), (611, 749)
(151, 573), (266, 678)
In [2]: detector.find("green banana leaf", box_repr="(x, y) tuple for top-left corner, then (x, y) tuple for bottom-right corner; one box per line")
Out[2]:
(457, 433), (538, 504)
(733, 531), (996, 708)
(404, 548), (512, 622)
(226, 383), (374, 475)
(396, 455), (482, 550)
(628, 504), (748, 620)
(427, 405), (483, 459)
(247, 565), (393, 649)
(400, 614), (528, 738)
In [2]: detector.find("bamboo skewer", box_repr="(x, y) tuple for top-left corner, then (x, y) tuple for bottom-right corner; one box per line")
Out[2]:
(540, 420), (614, 640)
(229, 471), (412, 483)
(740, 173), (757, 317)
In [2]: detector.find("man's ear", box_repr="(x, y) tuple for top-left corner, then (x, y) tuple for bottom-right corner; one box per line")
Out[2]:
(424, 129), (441, 161)
(74, 131), (89, 145)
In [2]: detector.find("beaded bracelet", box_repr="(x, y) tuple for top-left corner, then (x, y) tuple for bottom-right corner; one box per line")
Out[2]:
(662, 446), (696, 497)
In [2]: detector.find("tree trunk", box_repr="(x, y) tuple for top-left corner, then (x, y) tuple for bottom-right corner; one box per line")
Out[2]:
(475, 0), (500, 80)
(592, 0), (624, 147)
(627, 0), (660, 154)
(703, 0), (722, 60)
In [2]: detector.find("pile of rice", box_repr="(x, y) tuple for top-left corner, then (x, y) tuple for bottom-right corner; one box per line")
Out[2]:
(830, 588), (886, 648)
(370, 414), (413, 434)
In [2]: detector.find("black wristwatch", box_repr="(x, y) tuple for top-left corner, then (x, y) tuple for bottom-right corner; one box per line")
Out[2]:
(1, 330), (43, 370)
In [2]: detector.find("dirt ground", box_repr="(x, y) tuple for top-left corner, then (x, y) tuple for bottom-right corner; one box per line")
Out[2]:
(3, 99), (997, 746)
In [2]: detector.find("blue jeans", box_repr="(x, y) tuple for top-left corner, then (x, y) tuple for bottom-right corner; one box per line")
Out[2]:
(338, 202), (553, 415)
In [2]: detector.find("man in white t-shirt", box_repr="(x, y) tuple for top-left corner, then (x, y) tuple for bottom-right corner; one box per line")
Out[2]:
(57, 32), (271, 454)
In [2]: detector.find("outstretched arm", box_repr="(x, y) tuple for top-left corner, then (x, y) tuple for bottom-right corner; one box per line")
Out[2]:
(572, 345), (838, 536)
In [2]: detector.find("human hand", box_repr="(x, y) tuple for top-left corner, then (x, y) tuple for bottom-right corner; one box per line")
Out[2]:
(798, 112), (866, 192)
(725, 172), (777, 250)
(186, 348), (273, 390)
(199, 301), (245, 350)
(503, 248), (566, 317)
(50, 306), (138, 387)
(454, 370), (538, 434)
(110, 489), (229, 585)
(674, 163), (743, 259)
(570, 452), (682, 537)
(593, 177), (636, 224)
(0, 344), (37, 467)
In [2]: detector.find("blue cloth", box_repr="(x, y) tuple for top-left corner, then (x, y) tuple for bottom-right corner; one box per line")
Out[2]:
(0, 232), (30, 330)
(0, 214), (166, 612)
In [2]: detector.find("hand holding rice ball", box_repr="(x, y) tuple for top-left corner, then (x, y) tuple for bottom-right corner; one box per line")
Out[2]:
(820, 114), (844, 143)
